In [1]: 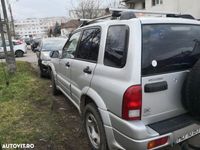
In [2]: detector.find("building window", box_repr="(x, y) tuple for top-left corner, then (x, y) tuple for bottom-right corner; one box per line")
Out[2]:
(142, 2), (145, 9)
(152, 0), (163, 6)
(152, 0), (155, 6)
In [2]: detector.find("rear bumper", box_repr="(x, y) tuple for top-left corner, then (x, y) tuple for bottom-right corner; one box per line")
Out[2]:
(112, 127), (170, 150)
(102, 111), (200, 150)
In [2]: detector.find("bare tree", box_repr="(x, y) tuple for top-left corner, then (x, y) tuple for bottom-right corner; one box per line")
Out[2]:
(106, 0), (121, 8)
(70, 0), (105, 19)
(1, 0), (16, 74)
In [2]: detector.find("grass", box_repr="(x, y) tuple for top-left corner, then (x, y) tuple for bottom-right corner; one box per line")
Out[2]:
(0, 62), (60, 145)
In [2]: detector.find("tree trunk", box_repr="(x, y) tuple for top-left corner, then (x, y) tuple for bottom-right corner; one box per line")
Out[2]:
(1, 0), (16, 74)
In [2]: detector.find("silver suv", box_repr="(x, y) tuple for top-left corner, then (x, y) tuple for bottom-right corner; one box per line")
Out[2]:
(49, 9), (200, 150)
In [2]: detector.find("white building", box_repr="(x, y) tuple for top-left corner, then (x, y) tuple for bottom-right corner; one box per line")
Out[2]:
(14, 17), (68, 38)
(124, 0), (200, 19)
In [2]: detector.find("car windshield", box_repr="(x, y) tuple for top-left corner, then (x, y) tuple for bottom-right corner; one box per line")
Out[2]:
(41, 39), (66, 51)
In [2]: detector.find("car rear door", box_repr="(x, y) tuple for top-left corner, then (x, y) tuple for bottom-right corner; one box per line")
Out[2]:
(70, 28), (101, 105)
(141, 24), (200, 124)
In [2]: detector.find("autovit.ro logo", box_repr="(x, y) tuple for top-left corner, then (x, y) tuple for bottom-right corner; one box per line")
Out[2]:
(2, 144), (34, 149)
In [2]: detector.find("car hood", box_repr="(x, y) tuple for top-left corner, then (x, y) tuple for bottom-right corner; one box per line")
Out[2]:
(40, 51), (51, 60)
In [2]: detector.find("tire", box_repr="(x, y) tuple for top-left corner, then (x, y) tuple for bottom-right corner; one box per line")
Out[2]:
(83, 103), (108, 150)
(15, 50), (24, 57)
(51, 71), (60, 96)
(182, 59), (200, 118)
(40, 67), (46, 78)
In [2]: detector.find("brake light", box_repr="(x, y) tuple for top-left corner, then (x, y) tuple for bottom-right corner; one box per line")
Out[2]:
(16, 41), (23, 45)
(122, 85), (142, 120)
(147, 137), (169, 149)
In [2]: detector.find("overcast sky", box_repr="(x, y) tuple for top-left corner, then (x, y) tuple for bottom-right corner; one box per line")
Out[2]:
(11, 0), (119, 20)
(12, 0), (73, 20)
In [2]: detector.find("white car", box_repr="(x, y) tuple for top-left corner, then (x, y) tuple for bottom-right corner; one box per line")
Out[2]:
(0, 40), (27, 58)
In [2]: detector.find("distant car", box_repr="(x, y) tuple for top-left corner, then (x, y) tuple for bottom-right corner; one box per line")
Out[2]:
(24, 38), (32, 45)
(31, 38), (41, 52)
(0, 40), (27, 58)
(37, 37), (67, 77)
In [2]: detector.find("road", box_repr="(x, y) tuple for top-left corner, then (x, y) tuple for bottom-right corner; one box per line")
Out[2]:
(0, 50), (38, 63)
(17, 50), (38, 63)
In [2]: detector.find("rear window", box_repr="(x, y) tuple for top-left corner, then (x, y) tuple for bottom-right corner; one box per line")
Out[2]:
(142, 24), (200, 76)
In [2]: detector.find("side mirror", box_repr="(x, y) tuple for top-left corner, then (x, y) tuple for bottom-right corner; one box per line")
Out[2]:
(50, 50), (59, 58)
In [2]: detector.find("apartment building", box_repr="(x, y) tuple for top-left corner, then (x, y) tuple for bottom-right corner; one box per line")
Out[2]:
(14, 17), (68, 38)
(124, 0), (200, 19)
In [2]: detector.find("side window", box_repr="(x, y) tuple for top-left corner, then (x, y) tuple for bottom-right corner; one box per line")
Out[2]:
(104, 25), (129, 68)
(62, 32), (81, 58)
(76, 28), (101, 62)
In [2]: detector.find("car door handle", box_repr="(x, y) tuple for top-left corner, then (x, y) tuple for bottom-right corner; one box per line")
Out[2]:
(144, 81), (168, 93)
(83, 66), (92, 74)
(65, 62), (70, 67)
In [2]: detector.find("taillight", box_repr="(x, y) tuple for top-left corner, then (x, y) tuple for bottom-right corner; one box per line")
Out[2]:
(122, 85), (142, 120)
(147, 137), (169, 149)
(16, 41), (23, 45)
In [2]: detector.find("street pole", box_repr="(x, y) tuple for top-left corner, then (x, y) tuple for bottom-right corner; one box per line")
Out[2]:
(1, 0), (16, 74)
(8, 2), (15, 37)
(0, 14), (8, 61)
(6, 0), (15, 37)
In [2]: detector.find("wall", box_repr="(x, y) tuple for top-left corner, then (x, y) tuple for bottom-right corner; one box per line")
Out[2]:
(145, 0), (200, 19)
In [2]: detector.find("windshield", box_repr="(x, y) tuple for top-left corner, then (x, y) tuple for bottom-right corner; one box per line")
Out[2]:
(142, 24), (200, 76)
(41, 39), (66, 51)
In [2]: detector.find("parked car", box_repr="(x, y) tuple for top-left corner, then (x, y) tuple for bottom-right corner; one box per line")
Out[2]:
(0, 40), (27, 58)
(37, 37), (67, 77)
(24, 38), (32, 45)
(49, 10), (200, 150)
(31, 38), (41, 52)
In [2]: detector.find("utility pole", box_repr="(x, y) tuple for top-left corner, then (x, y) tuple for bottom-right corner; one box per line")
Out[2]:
(8, 2), (15, 37)
(6, 0), (15, 37)
(0, 14), (8, 61)
(1, 0), (16, 74)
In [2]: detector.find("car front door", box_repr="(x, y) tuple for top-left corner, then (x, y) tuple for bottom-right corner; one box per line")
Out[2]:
(70, 28), (101, 105)
(56, 32), (81, 97)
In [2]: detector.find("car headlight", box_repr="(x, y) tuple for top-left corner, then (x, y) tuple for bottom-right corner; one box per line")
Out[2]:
(40, 54), (51, 61)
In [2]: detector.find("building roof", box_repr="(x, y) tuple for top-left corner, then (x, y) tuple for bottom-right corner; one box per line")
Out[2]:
(61, 20), (81, 29)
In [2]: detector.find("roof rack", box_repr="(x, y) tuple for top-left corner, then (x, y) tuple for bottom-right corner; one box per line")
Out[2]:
(78, 8), (195, 27)
(109, 8), (179, 15)
(78, 14), (112, 27)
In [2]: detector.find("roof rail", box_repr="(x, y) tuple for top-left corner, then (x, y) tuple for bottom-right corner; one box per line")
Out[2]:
(78, 14), (112, 27)
(77, 8), (195, 28)
(109, 8), (179, 15)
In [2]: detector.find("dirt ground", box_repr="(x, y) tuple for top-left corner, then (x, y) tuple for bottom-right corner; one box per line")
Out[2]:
(34, 90), (90, 150)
